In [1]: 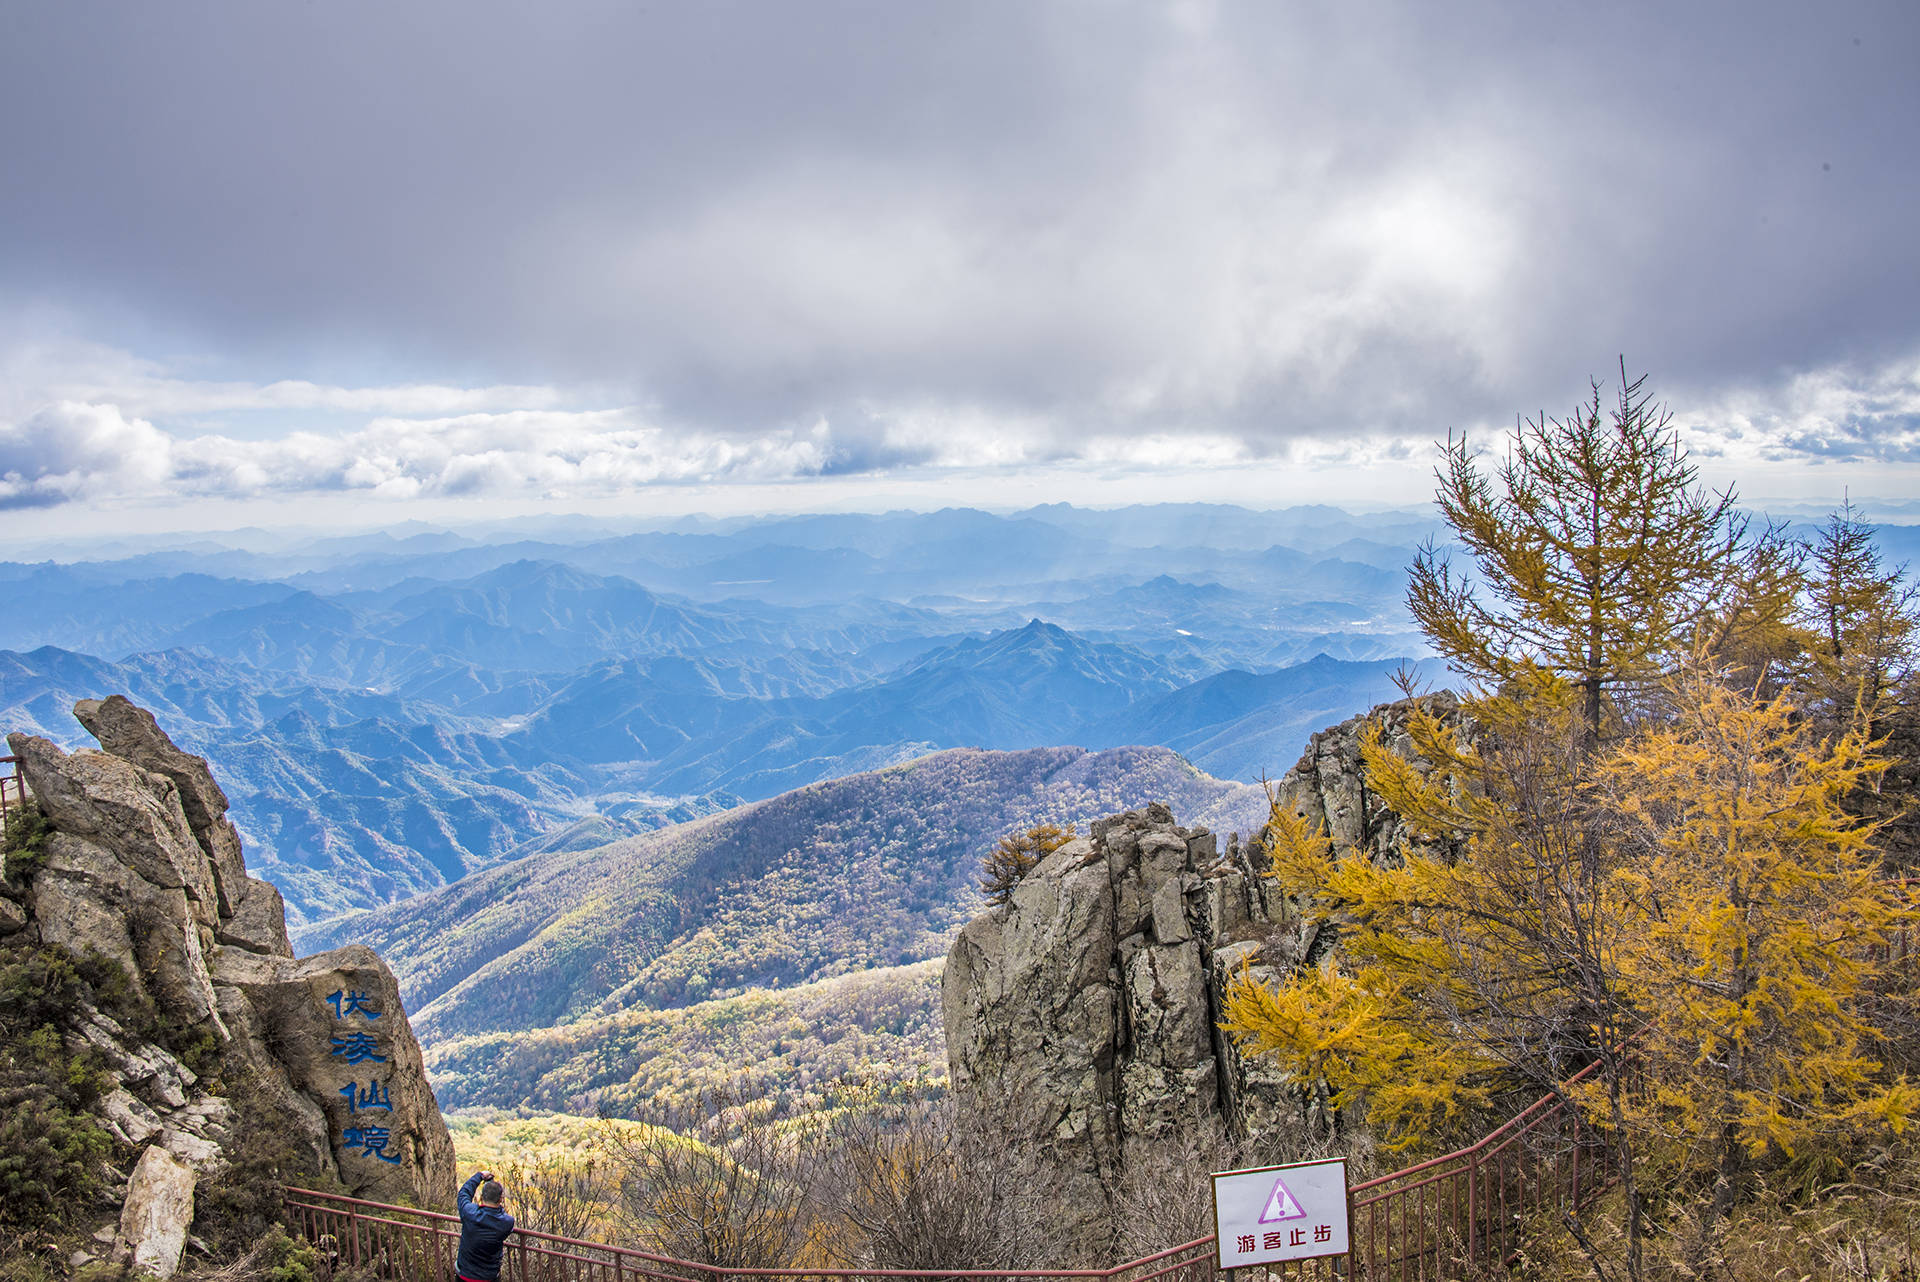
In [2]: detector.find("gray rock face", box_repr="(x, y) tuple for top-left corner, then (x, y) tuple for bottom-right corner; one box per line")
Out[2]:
(31, 829), (229, 1036)
(217, 874), (295, 956)
(210, 944), (457, 1205)
(76, 695), (251, 919)
(943, 696), (1458, 1255)
(119, 1145), (197, 1278)
(4, 698), (457, 1224)
(10, 733), (220, 927)
(1266, 691), (1465, 870)
(946, 804), (1283, 1252)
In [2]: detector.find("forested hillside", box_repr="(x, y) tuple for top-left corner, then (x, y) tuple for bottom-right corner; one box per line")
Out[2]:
(296, 743), (1265, 1045)
(429, 960), (943, 1116)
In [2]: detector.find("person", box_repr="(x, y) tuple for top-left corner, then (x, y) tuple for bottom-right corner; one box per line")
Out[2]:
(456, 1168), (516, 1282)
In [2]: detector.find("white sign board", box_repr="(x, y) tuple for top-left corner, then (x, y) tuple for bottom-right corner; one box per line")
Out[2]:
(1211, 1158), (1351, 1269)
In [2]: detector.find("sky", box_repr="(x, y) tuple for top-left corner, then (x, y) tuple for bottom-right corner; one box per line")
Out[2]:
(2, 1), (1917, 538)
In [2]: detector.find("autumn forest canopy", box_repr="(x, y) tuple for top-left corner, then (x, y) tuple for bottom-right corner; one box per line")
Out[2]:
(1226, 366), (1920, 1279)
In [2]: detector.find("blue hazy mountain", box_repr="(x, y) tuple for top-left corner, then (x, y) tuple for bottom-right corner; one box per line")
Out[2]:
(0, 502), (1468, 919)
(1082, 654), (1452, 781)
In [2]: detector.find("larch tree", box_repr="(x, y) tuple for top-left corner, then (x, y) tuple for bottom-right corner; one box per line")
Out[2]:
(1802, 500), (1918, 694)
(1407, 362), (1743, 751)
(1222, 672), (1663, 1270)
(978, 822), (1076, 905)
(1795, 501), (1920, 867)
(1595, 672), (1915, 1232)
(1225, 368), (1919, 1280)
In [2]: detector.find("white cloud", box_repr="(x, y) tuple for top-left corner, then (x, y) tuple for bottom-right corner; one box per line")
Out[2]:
(1680, 354), (1920, 465)
(1, 332), (1917, 516)
(0, 402), (174, 508)
(0, 396), (846, 509)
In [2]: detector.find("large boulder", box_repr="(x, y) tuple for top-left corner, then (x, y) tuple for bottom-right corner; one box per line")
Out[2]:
(217, 874), (295, 957)
(210, 944), (457, 1206)
(9, 733), (220, 930)
(118, 1145), (197, 1278)
(943, 696), (1460, 1255)
(75, 695), (257, 925)
(30, 829), (229, 1035)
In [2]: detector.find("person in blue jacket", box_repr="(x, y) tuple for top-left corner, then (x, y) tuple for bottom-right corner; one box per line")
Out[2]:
(457, 1168), (516, 1282)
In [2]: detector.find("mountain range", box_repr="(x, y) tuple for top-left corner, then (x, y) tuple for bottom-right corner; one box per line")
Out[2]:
(0, 503), (1451, 920)
(295, 743), (1267, 1114)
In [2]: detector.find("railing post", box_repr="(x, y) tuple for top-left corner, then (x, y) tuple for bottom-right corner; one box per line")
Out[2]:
(1465, 1148), (1478, 1264)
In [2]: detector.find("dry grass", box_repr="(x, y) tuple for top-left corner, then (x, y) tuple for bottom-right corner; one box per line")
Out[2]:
(1508, 1136), (1920, 1281)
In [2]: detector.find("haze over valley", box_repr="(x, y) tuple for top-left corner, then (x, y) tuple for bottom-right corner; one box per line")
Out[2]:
(1, 501), (1447, 923)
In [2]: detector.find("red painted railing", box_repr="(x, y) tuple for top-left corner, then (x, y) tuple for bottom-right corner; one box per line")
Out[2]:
(280, 1190), (1221, 1282)
(285, 1070), (1608, 1282)
(1344, 1060), (1605, 1277)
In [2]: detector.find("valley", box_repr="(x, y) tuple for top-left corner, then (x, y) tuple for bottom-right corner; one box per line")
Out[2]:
(1, 502), (1441, 922)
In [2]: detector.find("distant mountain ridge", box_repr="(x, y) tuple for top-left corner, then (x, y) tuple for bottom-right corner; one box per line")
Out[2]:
(0, 503), (1457, 917)
(295, 743), (1268, 1045)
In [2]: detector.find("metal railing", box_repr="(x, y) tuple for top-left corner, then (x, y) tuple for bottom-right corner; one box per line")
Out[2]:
(280, 1190), (1221, 1282)
(1343, 1060), (1606, 1278)
(284, 1069), (1609, 1282)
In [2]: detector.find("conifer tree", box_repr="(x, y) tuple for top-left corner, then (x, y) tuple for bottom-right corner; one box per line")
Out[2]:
(1595, 672), (1915, 1231)
(1408, 361), (1742, 749)
(1227, 372), (1920, 1279)
(1795, 501), (1920, 867)
(978, 823), (1075, 905)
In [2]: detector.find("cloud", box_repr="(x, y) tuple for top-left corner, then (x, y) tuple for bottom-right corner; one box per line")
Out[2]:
(0, 399), (848, 509)
(6, 343), (1918, 513)
(1680, 355), (1920, 465)
(0, 402), (173, 508)
(0, 0), (1914, 462)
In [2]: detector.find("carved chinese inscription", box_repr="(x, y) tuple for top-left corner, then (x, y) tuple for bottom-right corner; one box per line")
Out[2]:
(325, 987), (402, 1165)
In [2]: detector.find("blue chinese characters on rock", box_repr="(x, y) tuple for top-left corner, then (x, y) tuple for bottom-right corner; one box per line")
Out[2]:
(326, 987), (402, 1165)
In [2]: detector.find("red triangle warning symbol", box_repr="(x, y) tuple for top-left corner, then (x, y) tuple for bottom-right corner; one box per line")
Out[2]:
(1259, 1175), (1307, 1223)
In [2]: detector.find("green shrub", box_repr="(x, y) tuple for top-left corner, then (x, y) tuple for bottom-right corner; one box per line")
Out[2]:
(1, 803), (54, 888)
(0, 1095), (114, 1230)
(0, 940), (125, 1236)
(194, 1069), (334, 1256)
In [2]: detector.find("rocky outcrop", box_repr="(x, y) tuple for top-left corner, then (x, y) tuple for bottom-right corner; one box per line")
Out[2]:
(211, 945), (453, 1200)
(945, 803), (1298, 1252)
(1265, 690), (1464, 869)
(4, 696), (457, 1265)
(942, 695), (1459, 1254)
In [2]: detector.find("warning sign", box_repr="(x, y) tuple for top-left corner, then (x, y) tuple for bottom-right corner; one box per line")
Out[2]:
(1259, 1174), (1306, 1222)
(1211, 1158), (1350, 1268)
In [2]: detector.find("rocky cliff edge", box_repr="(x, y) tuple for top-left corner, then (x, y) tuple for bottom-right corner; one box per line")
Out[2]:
(941, 693), (1458, 1254)
(1, 696), (455, 1276)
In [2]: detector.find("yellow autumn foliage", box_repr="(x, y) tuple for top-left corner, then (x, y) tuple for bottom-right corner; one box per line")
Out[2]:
(1592, 674), (1918, 1172)
(1224, 663), (1917, 1203)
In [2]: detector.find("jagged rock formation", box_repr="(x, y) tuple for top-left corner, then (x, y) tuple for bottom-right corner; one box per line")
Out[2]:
(944, 803), (1288, 1253)
(942, 695), (1457, 1254)
(2, 696), (455, 1276)
(1265, 690), (1463, 869)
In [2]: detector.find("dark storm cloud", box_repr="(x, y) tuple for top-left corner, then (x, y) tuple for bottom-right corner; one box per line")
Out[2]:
(2, 0), (1917, 458)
